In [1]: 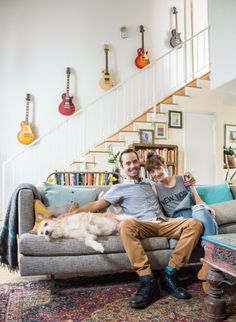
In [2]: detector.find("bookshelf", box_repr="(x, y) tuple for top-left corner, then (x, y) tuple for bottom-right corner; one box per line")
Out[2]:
(47, 171), (120, 186)
(130, 143), (178, 177)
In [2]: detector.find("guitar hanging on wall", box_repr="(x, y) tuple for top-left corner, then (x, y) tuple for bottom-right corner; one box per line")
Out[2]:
(58, 67), (75, 116)
(99, 44), (115, 90)
(17, 93), (36, 145)
(135, 25), (150, 69)
(170, 7), (183, 49)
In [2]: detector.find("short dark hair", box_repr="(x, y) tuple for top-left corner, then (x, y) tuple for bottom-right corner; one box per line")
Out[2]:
(145, 150), (166, 172)
(119, 148), (139, 166)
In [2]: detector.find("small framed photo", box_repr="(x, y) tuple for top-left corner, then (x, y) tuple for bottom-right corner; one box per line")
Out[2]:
(154, 122), (167, 139)
(169, 110), (183, 128)
(139, 129), (154, 144)
(224, 124), (236, 149)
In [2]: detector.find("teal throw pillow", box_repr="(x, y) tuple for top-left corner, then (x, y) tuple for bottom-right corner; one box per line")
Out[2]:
(43, 182), (99, 207)
(196, 182), (233, 205)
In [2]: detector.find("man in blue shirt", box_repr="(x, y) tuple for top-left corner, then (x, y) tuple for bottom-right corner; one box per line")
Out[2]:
(78, 148), (203, 309)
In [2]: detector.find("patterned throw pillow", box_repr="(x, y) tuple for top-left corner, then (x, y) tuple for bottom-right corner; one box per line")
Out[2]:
(30, 200), (79, 234)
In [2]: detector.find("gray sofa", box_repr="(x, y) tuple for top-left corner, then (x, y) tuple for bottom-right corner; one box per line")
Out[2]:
(18, 185), (236, 292)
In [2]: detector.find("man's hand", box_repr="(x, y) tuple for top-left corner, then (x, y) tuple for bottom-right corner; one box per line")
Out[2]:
(205, 205), (216, 218)
(183, 171), (196, 187)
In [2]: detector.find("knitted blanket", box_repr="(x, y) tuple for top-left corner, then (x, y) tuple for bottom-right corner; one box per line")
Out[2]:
(0, 183), (44, 271)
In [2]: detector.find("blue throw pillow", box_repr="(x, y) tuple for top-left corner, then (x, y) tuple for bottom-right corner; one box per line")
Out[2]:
(43, 182), (99, 207)
(196, 182), (233, 205)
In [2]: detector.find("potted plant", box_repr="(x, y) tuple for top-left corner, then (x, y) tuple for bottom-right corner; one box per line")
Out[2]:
(107, 145), (120, 173)
(224, 146), (236, 167)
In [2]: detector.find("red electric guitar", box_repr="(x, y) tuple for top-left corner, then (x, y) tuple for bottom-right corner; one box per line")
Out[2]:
(135, 25), (150, 69)
(58, 67), (75, 116)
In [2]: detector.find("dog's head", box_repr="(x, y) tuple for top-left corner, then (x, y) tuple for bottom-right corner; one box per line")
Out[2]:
(36, 217), (64, 240)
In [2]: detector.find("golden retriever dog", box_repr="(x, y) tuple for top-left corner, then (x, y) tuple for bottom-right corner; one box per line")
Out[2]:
(35, 212), (131, 252)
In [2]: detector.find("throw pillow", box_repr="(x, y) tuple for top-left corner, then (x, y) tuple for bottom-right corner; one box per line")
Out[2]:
(31, 200), (79, 233)
(211, 200), (236, 225)
(196, 182), (233, 205)
(43, 182), (99, 207)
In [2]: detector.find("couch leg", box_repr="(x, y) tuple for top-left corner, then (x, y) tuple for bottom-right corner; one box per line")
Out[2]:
(50, 274), (55, 295)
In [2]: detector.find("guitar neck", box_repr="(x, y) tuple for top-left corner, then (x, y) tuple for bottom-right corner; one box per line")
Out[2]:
(66, 74), (70, 97)
(104, 51), (109, 75)
(25, 94), (30, 125)
(175, 12), (179, 32)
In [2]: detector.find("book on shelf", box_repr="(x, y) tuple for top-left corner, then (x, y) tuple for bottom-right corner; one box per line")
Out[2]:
(47, 171), (120, 186)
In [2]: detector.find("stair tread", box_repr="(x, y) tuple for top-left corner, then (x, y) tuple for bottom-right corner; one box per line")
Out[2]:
(70, 161), (96, 165)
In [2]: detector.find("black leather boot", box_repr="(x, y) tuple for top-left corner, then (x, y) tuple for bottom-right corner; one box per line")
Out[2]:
(129, 275), (161, 309)
(161, 269), (191, 299)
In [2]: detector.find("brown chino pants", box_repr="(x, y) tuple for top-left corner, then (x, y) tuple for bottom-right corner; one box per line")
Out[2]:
(119, 217), (203, 276)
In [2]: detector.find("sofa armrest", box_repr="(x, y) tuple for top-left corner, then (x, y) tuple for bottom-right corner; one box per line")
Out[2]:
(230, 185), (236, 200)
(18, 189), (35, 236)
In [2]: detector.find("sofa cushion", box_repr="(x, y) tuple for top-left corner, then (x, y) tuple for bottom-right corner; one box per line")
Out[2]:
(19, 234), (170, 256)
(43, 182), (99, 206)
(211, 200), (236, 225)
(196, 182), (233, 205)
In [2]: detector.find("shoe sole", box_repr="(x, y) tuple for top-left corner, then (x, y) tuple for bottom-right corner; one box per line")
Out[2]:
(129, 294), (161, 309)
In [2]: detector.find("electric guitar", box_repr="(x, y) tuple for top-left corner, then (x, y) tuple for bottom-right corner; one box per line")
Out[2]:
(17, 94), (36, 145)
(58, 67), (75, 116)
(170, 7), (183, 49)
(135, 25), (150, 69)
(99, 44), (114, 90)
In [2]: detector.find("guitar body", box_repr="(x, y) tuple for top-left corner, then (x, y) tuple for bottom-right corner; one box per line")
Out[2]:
(58, 93), (75, 116)
(170, 29), (183, 48)
(17, 121), (36, 145)
(135, 48), (150, 69)
(99, 70), (114, 90)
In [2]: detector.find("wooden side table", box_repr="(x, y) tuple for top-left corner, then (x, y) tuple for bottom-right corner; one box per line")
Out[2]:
(202, 234), (236, 321)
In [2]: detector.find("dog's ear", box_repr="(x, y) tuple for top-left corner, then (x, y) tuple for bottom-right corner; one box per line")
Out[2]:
(37, 212), (48, 221)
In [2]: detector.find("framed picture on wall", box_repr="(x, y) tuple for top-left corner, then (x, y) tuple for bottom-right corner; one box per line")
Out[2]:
(139, 129), (154, 144)
(169, 110), (182, 128)
(154, 122), (167, 139)
(224, 124), (236, 149)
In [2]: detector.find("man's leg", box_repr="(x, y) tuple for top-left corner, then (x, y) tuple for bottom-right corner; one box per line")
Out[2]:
(119, 217), (203, 306)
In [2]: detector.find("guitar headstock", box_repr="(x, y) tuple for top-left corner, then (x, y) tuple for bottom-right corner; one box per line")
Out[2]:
(172, 7), (178, 15)
(66, 67), (71, 75)
(140, 25), (145, 33)
(26, 93), (30, 102)
(104, 44), (109, 53)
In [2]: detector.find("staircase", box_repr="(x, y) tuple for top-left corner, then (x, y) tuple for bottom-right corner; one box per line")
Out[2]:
(69, 72), (210, 174)
(1, 27), (210, 212)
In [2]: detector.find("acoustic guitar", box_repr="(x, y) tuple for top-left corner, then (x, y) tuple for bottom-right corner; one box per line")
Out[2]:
(58, 67), (75, 116)
(135, 25), (150, 69)
(17, 93), (36, 145)
(99, 44), (114, 90)
(170, 7), (183, 49)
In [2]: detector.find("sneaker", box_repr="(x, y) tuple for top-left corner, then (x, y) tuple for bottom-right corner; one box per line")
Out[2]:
(161, 269), (191, 299)
(129, 275), (161, 309)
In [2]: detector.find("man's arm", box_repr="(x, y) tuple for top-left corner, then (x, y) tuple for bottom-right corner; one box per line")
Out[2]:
(183, 171), (196, 187)
(70, 199), (110, 214)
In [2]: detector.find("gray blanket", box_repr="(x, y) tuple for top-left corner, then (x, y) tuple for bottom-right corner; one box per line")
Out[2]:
(0, 183), (44, 271)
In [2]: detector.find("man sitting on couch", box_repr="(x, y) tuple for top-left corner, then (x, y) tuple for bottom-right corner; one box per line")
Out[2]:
(77, 148), (203, 309)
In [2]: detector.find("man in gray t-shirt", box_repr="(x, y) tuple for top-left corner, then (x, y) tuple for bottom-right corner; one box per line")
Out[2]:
(78, 149), (203, 310)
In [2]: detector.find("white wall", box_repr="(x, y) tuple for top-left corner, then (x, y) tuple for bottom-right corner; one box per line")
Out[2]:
(208, 0), (236, 88)
(0, 0), (209, 213)
(0, 0), (188, 162)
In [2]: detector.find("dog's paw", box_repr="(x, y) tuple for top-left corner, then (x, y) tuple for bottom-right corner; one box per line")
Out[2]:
(93, 243), (105, 253)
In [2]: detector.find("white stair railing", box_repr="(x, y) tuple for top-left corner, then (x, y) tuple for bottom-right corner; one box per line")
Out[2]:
(2, 27), (210, 212)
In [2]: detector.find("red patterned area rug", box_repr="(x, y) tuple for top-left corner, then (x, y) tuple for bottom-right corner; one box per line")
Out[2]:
(0, 272), (236, 322)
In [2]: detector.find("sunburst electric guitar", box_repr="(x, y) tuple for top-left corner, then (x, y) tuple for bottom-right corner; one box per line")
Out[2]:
(99, 44), (114, 90)
(170, 7), (183, 49)
(17, 94), (36, 145)
(58, 67), (75, 116)
(135, 25), (150, 69)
